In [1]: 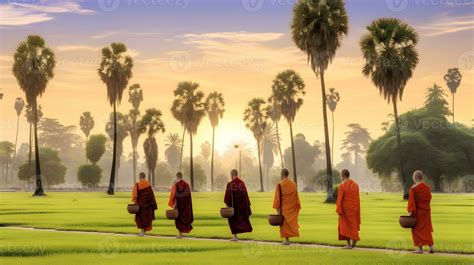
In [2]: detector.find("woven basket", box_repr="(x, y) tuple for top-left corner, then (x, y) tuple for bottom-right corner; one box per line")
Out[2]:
(399, 215), (416, 228)
(166, 209), (179, 220)
(220, 207), (234, 218)
(127, 204), (139, 214)
(268, 214), (284, 226)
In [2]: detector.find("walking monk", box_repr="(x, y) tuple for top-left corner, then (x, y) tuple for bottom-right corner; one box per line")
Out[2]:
(408, 170), (434, 254)
(168, 172), (193, 239)
(131, 172), (157, 236)
(336, 169), (361, 249)
(273, 169), (301, 245)
(224, 169), (252, 241)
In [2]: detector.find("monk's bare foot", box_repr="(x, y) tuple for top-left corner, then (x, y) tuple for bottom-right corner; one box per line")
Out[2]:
(176, 233), (183, 239)
(342, 245), (352, 249)
(412, 249), (423, 254)
(282, 239), (290, 245)
(429, 246), (435, 254)
(231, 235), (238, 241)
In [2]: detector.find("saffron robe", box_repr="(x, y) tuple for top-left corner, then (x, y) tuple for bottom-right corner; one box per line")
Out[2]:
(273, 178), (301, 238)
(336, 179), (361, 241)
(132, 179), (157, 231)
(224, 178), (253, 234)
(407, 182), (434, 246)
(168, 179), (194, 233)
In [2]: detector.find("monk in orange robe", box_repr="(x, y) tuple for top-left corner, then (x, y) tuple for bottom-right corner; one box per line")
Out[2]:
(168, 172), (193, 239)
(336, 169), (361, 249)
(131, 172), (157, 236)
(407, 170), (434, 254)
(224, 169), (252, 241)
(273, 168), (301, 245)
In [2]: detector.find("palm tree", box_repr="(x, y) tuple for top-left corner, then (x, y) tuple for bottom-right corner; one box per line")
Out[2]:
(12, 35), (56, 196)
(105, 112), (129, 189)
(291, 0), (348, 201)
(98, 42), (133, 195)
(128, 83), (143, 182)
(271, 70), (305, 185)
(266, 96), (284, 168)
(262, 124), (279, 189)
(443, 68), (462, 124)
(360, 18), (419, 199)
(243, 98), (268, 192)
(200, 141), (211, 162)
(171, 81), (206, 191)
(165, 133), (182, 173)
(25, 104), (43, 180)
(79, 112), (95, 163)
(326, 88), (341, 166)
(341, 123), (372, 176)
(205, 91), (225, 191)
(11, 97), (25, 182)
(140, 108), (165, 187)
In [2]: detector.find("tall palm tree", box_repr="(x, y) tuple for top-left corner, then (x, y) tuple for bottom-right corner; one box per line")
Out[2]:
(341, 123), (372, 175)
(98, 42), (133, 195)
(291, 0), (348, 201)
(326, 88), (340, 165)
(171, 102), (186, 171)
(262, 124), (279, 189)
(205, 91), (225, 191)
(105, 112), (129, 189)
(79, 112), (95, 163)
(271, 70), (305, 185)
(171, 81), (206, 191)
(140, 108), (165, 187)
(243, 98), (267, 192)
(25, 104), (43, 180)
(128, 83), (143, 182)
(12, 35), (56, 196)
(360, 18), (419, 199)
(266, 96), (284, 168)
(165, 133), (182, 173)
(11, 97), (25, 181)
(443, 68), (462, 124)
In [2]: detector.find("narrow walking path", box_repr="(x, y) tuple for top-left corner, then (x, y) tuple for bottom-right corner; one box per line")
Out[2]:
(4, 226), (472, 258)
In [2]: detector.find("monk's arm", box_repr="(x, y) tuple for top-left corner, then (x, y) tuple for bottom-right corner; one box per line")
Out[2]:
(168, 184), (176, 208)
(272, 185), (280, 210)
(407, 189), (416, 215)
(335, 185), (344, 215)
(132, 184), (137, 203)
(224, 184), (230, 207)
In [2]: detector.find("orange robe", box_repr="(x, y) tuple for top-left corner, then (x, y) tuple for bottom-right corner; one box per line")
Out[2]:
(336, 179), (361, 241)
(407, 182), (434, 246)
(132, 179), (157, 231)
(273, 178), (301, 238)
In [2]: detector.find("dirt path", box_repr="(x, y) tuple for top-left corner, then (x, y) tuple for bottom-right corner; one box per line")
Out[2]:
(3, 226), (472, 258)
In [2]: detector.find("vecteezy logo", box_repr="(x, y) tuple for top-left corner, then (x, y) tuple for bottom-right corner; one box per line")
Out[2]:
(97, 0), (121, 12)
(241, 241), (265, 259)
(385, 0), (409, 12)
(457, 50), (474, 71)
(97, 237), (120, 259)
(241, 0), (265, 12)
(168, 51), (192, 73)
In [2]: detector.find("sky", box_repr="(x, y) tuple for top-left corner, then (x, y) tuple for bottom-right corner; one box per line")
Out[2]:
(0, 0), (473, 165)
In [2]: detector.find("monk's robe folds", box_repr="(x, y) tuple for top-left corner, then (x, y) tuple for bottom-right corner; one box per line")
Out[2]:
(336, 179), (361, 241)
(407, 182), (434, 246)
(168, 180), (194, 233)
(224, 178), (253, 234)
(132, 179), (157, 231)
(273, 178), (301, 238)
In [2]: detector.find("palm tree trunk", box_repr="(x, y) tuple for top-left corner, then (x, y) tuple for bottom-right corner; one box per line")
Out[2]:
(189, 132), (194, 191)
(257, 135), (264, 192)
(452, 92), (455, 124)
(33, 100), (44, 196)
(392, 95), (408, 200)
(28, 121), (32, 186)
(132, 118), (137, 182)
(275, 120), (284, 168)
(319, 68), (334, 202)
(107, 102), (117, 195)
(10, 115), (20, 184)
(211, 126), (215, 191)
(179, 128), (185, 170)
(331, 111), (335, 168)
(85, 136), (88, 164)
(289, 121), (297, 185)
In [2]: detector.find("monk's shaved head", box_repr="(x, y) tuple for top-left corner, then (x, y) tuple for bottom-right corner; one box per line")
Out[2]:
(176, 172), (183, 179)
(413, 170), (424, 181)
(341, 169), (350, 179)
(231, 169), (238, 177)
(281, 169), (289, 178)
(139, 172), (146, 179)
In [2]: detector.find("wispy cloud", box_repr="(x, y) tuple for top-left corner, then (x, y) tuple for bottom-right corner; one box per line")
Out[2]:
(56, 44), (140, 57)
(91, 31), (161, 39)
(0, 1), (93, 26)
(420, 14), (474, 37)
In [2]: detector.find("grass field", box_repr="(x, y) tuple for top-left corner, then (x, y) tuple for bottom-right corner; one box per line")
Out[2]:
(0, 191), (473, 264)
